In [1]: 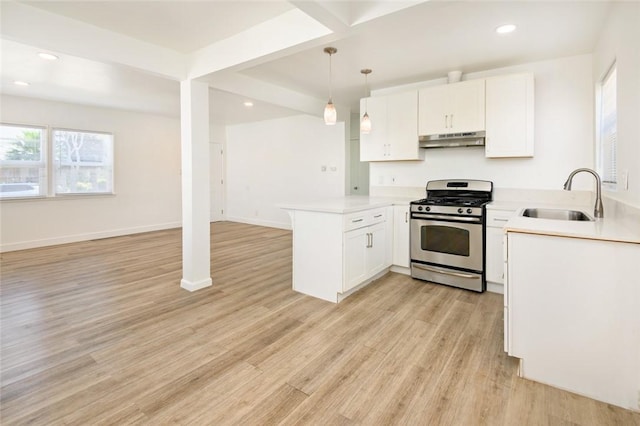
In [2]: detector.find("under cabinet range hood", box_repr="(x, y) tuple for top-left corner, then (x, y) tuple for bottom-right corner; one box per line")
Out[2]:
(419, 131), (485, 149)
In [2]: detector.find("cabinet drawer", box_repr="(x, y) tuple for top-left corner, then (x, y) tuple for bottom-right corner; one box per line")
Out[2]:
(368, 208), (387, 225)
(344, 212), (369, 231)
(486, 209), (515, 228)
(343, 208), (387, 232)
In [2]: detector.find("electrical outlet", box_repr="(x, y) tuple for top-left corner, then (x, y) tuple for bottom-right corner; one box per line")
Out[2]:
(621, 169), (629, 190)
(321, 165), (327, 172)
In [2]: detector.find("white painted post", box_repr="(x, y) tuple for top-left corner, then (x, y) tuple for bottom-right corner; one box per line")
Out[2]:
(180, 79), (212, 291)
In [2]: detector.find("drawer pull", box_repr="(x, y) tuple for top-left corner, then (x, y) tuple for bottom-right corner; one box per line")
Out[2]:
(373, 214), (383, 218)
(352, 218), (363, 223)
(493, 218), (509, 222)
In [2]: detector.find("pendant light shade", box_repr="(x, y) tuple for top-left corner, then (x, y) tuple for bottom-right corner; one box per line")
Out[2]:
(323, 47), (337, 125)
(361, 112), (372, 134)
(324, 99), (337, 125)
(360, 69), (372, 134)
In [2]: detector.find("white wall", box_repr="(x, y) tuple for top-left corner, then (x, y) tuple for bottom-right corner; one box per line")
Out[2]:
(593, 2), (640, 208)
(225, 114), (345, 229)
(369, 54), (597, 193)
(0, 95), (182, 251)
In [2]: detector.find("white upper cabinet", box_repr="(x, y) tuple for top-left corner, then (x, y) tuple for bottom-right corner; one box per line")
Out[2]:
(360, 90), (421, 162)
(485, 73), (534, 158)
(418, 79), (485, 135)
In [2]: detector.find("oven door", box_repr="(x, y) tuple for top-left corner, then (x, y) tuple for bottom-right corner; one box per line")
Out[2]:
(410, 214), (483, 272)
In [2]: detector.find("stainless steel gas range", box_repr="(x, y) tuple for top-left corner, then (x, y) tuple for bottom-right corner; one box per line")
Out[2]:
(410, 179), (493, 292)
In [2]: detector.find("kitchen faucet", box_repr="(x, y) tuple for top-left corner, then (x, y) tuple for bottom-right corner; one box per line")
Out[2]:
(563, 168), (604, 218)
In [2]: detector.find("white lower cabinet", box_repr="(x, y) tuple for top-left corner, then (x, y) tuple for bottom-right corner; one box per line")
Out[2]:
(288, 206), (392, 303)
(505, 231), (640, 410)
(485, 208), (516, 291)
(392, 205), (410, 268)
(343, 222), (386, 292)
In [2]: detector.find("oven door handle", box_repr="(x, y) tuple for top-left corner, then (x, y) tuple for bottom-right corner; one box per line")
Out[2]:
(412, 263), (478, 279)
(411, 213), (481, 223)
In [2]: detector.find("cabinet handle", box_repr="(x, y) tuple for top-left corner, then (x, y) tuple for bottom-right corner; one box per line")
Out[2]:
(366, 233), (372, 248)
(413, 263), (476, 279)
(374, 214), (382, 218)
(450, 114), (454, 128)
(352, 218), (363, 223)
(405, 212), (408, 223)
(444, 114), (449, 129)
(493, 218), (509, 222)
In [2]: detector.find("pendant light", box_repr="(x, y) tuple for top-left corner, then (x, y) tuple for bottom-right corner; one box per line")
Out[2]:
(323, 47), (337, 125)
(360, 69), (372, 134)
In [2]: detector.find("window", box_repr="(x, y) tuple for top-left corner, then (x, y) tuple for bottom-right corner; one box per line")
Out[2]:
(0, 123), (113, 199)
(53, 129), (113, 194)
(597, 63), (617, 188)
(0, 124), (46, 198)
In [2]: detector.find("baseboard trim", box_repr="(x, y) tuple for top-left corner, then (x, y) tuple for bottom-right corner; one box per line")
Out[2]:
(0, 221), (182, 252)
(225, 216), (291, 230)
(487, 282), (505, 294)
(180, 277), (213, 292)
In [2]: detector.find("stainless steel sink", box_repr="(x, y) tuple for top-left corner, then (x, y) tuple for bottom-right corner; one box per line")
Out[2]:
(521, 208), (594, 222)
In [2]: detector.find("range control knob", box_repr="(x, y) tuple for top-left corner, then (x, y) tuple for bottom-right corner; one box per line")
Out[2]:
(425, 206), (431, 212)
(457, 208), (464, 214)
(418, 206), (423, 211)
(466, 208), (473, 214)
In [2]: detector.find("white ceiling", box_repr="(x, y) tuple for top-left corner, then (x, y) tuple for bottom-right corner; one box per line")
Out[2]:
(0, 1), (613, 125)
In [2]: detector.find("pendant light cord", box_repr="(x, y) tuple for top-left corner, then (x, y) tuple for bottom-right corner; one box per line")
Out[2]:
(328, 52), (333, 101)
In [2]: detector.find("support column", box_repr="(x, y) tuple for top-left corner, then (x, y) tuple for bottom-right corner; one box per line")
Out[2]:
(180, 79), (212, 291)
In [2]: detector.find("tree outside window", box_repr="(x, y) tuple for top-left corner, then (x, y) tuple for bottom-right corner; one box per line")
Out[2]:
(0, 124), (46, 198)
(53, 129), (113, 194)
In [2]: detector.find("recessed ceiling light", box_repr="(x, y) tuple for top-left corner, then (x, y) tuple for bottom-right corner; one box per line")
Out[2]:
(13, 80), (30, 86)
(244, 101), (254, 107)
(38, 52), (59, 61)
(496, 24), (516, 34)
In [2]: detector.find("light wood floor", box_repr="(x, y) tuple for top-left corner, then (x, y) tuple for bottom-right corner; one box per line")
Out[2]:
(1, 222), (639, 425)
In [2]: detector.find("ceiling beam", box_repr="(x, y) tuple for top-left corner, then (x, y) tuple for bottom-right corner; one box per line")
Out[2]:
(289, 1), (352, 33)
(0, 2), (186, 81)
(207, 72), (349, 119)
(187, 8), (331, 80)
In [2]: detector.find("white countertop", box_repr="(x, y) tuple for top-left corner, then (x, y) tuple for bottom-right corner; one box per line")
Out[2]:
(279, 196), (413, 214)
(504, 206), (640, 244)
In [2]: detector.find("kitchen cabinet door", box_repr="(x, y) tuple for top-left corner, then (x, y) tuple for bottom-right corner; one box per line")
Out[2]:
(392, 205), (410, 268)
(386, 91), (420, 161)
(343, 227), (368, 292)
(506, 231), (640, 409)
(485, 73), (534, 158)
(449, 79), (485, 133)
(360, 96), (387, 161)
(418, 84), (449, 135)
(418, 79), (485, 135)
(366, 221), (387, 276)
(486, 226), (504, 284)
(485, 208), (515, 288)
(360, 91), (421, 162)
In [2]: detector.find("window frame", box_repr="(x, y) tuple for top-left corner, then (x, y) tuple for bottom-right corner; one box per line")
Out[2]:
(51, 127), (115, 196)
(0, 122), (48, 199)
(0, 122), (115, 201)
(595, 61), (617, 191)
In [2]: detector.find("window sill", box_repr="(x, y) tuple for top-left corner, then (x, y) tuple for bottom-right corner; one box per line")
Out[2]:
(0, 193), (116, 203)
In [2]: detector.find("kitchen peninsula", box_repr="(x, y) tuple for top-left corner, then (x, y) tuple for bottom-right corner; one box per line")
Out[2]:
(281, 196), (410, 303)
